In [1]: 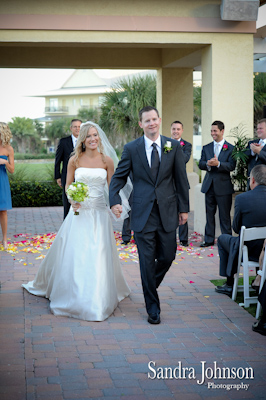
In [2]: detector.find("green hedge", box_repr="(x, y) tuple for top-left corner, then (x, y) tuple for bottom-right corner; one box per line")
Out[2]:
(10, 181), (63, 207)
(14, 153), (55, 160)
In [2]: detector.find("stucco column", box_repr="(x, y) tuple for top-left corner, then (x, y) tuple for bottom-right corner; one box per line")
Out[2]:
(157, 67), (198, 211)
(160, 68), (194, 173)
(195, 34), (254, 235)
(201, 34), (254, 145)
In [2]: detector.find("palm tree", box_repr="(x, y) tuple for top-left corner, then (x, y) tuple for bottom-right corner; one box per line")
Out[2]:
(254, 73), (266, 125)
(99, 74), (156, 152)
(193, 85), (201, 135)
(9, 117), (38, 153)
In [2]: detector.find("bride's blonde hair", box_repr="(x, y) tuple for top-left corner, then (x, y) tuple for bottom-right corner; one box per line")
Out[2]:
(73, 123), (106, 166)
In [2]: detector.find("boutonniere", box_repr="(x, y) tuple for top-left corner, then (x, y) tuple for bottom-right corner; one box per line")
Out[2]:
(180, 141), (185, 147)
(164, 141), (173, 153)
(222, 144), (228, 151)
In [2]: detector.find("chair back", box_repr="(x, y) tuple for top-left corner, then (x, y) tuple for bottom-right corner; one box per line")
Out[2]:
(236, 226), (266, 273)
(242, 226), (266, 242)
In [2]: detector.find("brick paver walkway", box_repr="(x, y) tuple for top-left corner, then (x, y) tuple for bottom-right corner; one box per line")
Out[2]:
(0, 207), (265, 400)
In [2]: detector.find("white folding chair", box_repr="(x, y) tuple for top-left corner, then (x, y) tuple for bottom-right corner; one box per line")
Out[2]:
(232, 226), (266, 308)
(255, 248), (266, 319)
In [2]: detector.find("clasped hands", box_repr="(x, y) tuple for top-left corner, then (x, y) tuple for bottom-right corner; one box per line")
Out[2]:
(207, 154), (219, 167)
(250, 142), (262, 155)
(111, 204), (188, 226)
(111, 204), (123, 218)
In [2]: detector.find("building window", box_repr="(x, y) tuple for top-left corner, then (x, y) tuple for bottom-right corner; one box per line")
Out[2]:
(73, 99), (76, 106)
(50, 98), (58, 111)
(98, 96), (105, 106)
(80, 98), (83, 106)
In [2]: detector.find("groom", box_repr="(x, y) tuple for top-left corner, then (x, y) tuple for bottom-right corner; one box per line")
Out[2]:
(109, 106), (189, 324)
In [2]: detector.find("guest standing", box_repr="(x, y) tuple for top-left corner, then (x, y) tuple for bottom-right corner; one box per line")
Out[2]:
(199, 121), (236, 247)
(0, 122), (14, 250)
(246, 118), (266, 187)
(171, 120), (192, 246)
(54, 119), (82, 218)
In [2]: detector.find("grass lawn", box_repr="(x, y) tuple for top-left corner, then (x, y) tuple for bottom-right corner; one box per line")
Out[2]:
(11, 161), (55, 181)
(210, 278), (258, 318)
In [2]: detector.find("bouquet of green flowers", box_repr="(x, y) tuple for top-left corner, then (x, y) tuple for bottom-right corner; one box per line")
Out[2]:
(66, 181), (89, 215)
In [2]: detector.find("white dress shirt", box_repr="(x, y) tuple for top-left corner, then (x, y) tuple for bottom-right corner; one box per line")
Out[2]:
(213, 139), (225, 157)
(144, 135), (162, 167)
(72, 135), (78, 148)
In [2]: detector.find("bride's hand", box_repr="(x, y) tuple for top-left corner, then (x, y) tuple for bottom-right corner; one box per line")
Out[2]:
(71, 202), (81, 212)
(111, 204), (123, 218)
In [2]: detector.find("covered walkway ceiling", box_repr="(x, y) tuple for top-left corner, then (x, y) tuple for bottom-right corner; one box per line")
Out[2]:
(0, 1), (265, 72)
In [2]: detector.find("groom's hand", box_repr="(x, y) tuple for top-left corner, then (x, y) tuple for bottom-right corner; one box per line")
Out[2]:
(179, 212), (188, 226)
(111, 204), (123, 218)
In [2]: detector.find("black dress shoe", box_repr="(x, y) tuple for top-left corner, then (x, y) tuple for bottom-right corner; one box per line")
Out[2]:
(121, 240), (130, 245)
(180, 241), (188, 246)
(200, 241), (214, 247)
(252, 320), (266, 336)
(148, 313), (161, 324)
(215, 283), (233, 296)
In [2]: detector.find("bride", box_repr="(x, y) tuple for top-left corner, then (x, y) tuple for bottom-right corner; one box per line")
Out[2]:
(22, 122), (131, 321)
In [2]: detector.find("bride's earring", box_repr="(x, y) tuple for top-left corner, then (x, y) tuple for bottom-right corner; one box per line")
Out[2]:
(82, 143), (86, 151)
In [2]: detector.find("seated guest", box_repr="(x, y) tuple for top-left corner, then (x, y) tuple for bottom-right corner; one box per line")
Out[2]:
(215, 164), (266, 295)
(252, 281), (266, 336)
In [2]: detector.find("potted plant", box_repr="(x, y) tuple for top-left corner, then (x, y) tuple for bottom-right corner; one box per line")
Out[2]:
(230, 123), (251, 192)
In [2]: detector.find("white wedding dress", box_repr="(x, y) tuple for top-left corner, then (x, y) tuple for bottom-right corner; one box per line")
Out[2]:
(22, 168), (130, 321)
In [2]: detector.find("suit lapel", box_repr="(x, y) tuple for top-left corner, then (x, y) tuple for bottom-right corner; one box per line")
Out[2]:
(157, 136), (167, 182)
(136, 136), (153, 181)
(67, 136), (74, 153)
(218, 141), (228, 161)
(206, 142), (214, 158)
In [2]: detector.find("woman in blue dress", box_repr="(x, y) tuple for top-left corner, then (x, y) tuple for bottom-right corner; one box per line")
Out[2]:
(0, 122), (14, 250)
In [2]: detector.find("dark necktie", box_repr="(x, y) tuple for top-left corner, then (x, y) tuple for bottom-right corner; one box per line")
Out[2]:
(150, 143), (160, 182)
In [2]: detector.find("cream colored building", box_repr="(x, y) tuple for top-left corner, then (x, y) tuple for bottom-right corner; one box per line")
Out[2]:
(33, 69), (156, 123)
(1, 0), (265, 214)
(34, 69), (109, 122)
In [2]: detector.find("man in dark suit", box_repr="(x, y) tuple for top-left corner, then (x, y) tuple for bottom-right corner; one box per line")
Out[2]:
(215, 165), (266, 295)
(246, 119), (266, 182)
(54, 119), (82, 218)
(109, 106), (189, 324)
(252, 281), (266, 336)
(199, 120), (236, 247)
(171, 120), (192, 246)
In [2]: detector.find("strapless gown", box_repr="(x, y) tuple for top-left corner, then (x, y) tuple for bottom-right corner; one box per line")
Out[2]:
(22, 168), (130, 321)
(0, 155), (12, 210)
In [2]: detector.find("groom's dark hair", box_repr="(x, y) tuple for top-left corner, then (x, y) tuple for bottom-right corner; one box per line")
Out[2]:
(139, 106), (159, 121)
